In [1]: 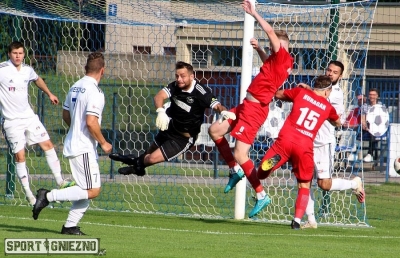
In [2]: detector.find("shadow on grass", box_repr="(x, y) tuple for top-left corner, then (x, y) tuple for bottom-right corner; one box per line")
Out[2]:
(0, 223), (60, 234)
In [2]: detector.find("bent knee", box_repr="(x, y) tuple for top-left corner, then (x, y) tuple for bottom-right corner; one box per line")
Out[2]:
(87, 188), (101, 199)
(317, 179), (331, 191)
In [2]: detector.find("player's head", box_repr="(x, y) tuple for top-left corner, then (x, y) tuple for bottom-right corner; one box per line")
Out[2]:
(175, 61), (194, 91)
(368, 88), (379, 104)
(325, 60), (344, 86)
(272, 30), (290, 52)
(313, 75), (332, 98)
(85, 52), (105, 76)
(8, 41), (25, 67)
(357, 94), (366, 106)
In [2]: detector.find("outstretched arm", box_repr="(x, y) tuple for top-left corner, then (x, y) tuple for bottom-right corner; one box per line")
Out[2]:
(241, 0), (280, 53)
(250, 38), (268, 63)
(275, 89), (291, 101)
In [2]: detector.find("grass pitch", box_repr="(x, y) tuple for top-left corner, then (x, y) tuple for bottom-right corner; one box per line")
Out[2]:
(1, 183), (400, 258)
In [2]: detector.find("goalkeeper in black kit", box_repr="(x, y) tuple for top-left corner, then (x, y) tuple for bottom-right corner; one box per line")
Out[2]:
(109, 61), (234, 175)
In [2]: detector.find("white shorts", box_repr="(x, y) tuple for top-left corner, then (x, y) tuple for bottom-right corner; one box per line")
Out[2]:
(68, 152), (101, 190)
(2, 115), (50, 153)
(314, 143), (334, 179)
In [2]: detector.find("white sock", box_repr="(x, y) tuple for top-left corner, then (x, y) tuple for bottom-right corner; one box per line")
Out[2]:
(305, 191), (316, 224)
(330, 178), (354, 191)
(46, 185), (88, 202)
(45, 148), (63, 186)
(256, 190), (266, 200)
(65, 199), (90, 228)
(16, 162), (34, 198)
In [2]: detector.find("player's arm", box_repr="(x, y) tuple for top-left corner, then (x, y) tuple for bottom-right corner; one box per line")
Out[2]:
(297, 83), (312, 90)
(154, 89), (170, 131)
(329, 118), (341, 127)
(86, 114), (112, 153)
(250, 38), (268, 63)
(62, 109), (71, 127)
(274, 89), (291, 102)
(33, 76), (59, 105)
(241, 0), (280, 53)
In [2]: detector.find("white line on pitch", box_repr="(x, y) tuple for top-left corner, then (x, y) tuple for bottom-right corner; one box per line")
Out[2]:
(1, 215), (399, 240)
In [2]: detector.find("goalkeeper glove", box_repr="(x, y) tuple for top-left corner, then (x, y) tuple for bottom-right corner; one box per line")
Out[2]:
(156, 108), (170, 131)
(218, 110), (236, 124)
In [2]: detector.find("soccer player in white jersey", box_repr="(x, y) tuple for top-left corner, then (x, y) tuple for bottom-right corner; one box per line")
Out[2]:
(0, 41), (68, 205)
(32, 52), (112, 235)
(298, 60), (365, 229)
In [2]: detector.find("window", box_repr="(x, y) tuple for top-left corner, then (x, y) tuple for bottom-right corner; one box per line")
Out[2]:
(163, 47), (176, 56)
(366, 55), (384, 69)
(302, 48), (327, 70)
(211, 46), (242, 67)
(133, 46), (151, 54)
(386, 55), (400, 70)
(191, 45), (209, 68)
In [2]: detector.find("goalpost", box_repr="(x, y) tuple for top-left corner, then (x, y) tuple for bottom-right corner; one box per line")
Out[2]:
(0, 0), (378, 226)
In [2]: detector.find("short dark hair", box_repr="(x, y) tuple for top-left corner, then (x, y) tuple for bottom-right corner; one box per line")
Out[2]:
(8, 41), (25, 53)
(313, 75), (332, 90)
(369, 88), (379, 96)
(176, 61), (194, 74)
(85, 52), (104, 74)
(328, 60), (344, 75)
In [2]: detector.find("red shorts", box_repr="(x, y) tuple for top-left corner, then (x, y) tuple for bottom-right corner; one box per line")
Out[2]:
(257, 137), (314, 182)
(229, 99), (269, 144)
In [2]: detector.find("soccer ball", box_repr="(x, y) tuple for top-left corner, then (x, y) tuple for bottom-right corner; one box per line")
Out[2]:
(394, 156), (400, 175)
(260, 102), (285, 139)
(366, 104), (389, 137)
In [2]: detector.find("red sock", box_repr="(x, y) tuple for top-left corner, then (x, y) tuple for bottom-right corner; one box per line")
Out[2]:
(241, 159), (263, 193)
(214, 137), (236, 168)
(294, 188), (310, 220)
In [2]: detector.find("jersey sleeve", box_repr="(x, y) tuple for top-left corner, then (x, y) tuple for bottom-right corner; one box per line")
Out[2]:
(86, 92), (105, 118)
(328, 105), (340, 122)
(197, 83), (221, 109)
(282, 87), (301, 101)
(63, 91), (71, 111)
(29, 67), (39, 81)
(162, 81), (175, 98)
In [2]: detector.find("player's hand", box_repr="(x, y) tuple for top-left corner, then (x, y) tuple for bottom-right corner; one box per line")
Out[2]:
(250, 38), (260, 50)
(241, 0), (255, 16)
(218, 111), (236, 124)
(156, 108), (170, 131)
(297, 83), (312, 90)
(49, 94), (59, 105)
(101, 142), (112, 154)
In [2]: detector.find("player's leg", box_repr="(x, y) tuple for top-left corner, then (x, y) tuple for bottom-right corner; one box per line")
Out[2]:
(209, 106), (244, 192)
(2, 118), (36, 205)
(32, 152), (100, 225)
(317, 143), (365, 203)
(118, 131), (193, 176)
(27, 116), (65, 187)
(291, 150), (313, 230)
(302, 163), (318, 229)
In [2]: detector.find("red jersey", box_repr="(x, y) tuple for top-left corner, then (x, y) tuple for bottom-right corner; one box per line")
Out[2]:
(278, 87), (339, 148)
(345, 107), (361, 127)
(247, 46), (293, 105)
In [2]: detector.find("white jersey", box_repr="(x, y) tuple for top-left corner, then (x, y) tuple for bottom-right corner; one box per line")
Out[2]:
(0, 60), (38, 120)
(63, 76), (105, 158)
(314, 82), (344, 147)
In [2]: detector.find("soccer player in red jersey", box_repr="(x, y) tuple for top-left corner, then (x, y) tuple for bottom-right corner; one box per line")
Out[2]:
(257, 75), (341, 229)
(208, 0), (294, 218)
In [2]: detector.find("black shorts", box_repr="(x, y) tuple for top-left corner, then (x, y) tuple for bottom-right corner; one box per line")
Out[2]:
(154, 128), (195, 161)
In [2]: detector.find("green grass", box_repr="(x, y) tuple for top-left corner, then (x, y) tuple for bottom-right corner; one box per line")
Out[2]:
(1, 183), (400, 258)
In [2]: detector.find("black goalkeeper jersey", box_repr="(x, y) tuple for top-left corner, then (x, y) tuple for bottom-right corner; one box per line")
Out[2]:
(163, 80), (220, 137)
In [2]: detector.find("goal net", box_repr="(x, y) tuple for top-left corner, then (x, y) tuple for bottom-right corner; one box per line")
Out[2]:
(0, 0), (377, 226)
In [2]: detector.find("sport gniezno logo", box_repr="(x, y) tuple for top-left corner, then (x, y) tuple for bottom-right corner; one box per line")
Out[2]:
(5, 238), (100, 255)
